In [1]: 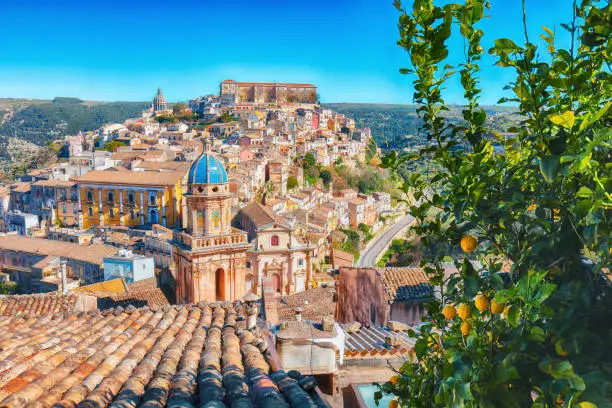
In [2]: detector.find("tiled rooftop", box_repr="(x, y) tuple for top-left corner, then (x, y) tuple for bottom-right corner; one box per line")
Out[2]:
(0, 293), (96, 317)
(0, 303), (326, 407)
(377, 267), (433, 301)
(73, 278), (128, 295)
(342, 324), (416, 359)
(278, 288), (336, 323)
(0, 236), (118, 266)
(97, 287), (170, 310)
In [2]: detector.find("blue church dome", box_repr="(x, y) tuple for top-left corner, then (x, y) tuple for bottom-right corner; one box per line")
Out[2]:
(188, 153), (228, 185)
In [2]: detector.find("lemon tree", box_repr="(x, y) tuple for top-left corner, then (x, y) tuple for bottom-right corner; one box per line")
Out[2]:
(378, 0), (611, 406)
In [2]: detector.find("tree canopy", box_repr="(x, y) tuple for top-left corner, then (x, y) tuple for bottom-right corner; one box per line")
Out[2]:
(380, 0), (611, 406)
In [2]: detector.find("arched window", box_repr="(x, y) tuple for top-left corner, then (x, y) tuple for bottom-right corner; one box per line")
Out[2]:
(130, 209), (135, 220)
(88, 207), (93, 217)
(128, 192), (135, 204)
(87, 190), (93, 202)
(271, 235), (279, 247)
(108, 191), (114, 203)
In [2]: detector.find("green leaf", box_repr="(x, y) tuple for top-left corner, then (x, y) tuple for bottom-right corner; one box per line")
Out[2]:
(549, 111), (575, 129)
(457, 381), (473, 401)
(539, 155), (560, 183)
(507, 305), (520, 327)
(577, 186), (593, 198)
(493, 38), (520, 52)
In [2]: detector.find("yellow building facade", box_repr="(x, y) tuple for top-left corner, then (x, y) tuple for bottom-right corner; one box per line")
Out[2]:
(74, 170), (185, 229)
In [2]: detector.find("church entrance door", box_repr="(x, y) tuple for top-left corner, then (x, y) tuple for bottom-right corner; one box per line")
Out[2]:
(149, 209), (158, 224)
(272, 273), (281, 293)
(215, 268), (226, 300)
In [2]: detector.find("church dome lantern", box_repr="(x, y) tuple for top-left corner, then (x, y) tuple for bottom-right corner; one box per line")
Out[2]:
(187, 139), (229, 195)
(152, 87), (168, 112)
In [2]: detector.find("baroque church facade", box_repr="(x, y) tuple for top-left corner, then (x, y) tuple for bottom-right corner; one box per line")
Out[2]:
(172, 144), (315, 304)
(172, 149), (252, 304)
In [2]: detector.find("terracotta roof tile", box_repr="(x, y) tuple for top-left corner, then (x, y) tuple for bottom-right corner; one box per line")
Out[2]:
(0, 293), (97, 317)
(0, 236), (117, 265)
(97, 288), (170, 310)
(73, 278), (128, 295)
(377, 267), (433, 301)
(342, 325), (415, 359)
(278, 288), (336, 322)
(0, 303), (325, 407)
(74, 170), (186, 187)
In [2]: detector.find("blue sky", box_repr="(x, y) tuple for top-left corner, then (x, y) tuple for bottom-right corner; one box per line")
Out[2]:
(0, 0), (575, 104)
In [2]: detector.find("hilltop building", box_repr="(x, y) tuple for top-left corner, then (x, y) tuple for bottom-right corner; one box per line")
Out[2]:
(220, 80), (317, 106)
(152, 87), (168, 112)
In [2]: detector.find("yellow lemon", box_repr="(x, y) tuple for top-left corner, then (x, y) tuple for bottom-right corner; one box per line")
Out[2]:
(460, 321), (472, 336)
(578, 402), (598, 408)
(490, 299), (505, 314)
(389, 399), (399, 408)
(389, 375), (399, 385)
(442, 305), (457, 320)
(528, 203), (537, 211)
(475, 295), (490, 312)
(460, 235), (478, 253)
(457, 304), (472, 320)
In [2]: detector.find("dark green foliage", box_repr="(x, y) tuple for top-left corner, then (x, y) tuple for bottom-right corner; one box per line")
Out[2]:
(0, 281), (17, 295)
(324, 103), (521, 153)
(102, 140), (127, 152)
(287, 175), (299, 190)
(319, 169), (332, 186)
(303, 153), (316, 167)
(380, 0), (612, 406)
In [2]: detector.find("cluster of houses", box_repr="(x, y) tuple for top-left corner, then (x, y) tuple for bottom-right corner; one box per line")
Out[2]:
(0, 82), (395, 300)
(0, 81), (470, 407)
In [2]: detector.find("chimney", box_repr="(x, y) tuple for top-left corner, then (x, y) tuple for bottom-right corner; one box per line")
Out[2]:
(60, 258), (68, 295)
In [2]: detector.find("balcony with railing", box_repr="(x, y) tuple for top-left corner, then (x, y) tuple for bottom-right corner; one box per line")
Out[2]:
(173, 228), (251, 252)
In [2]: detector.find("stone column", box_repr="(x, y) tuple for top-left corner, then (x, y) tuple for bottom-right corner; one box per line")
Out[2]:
(161, 190), (167, 226)
(287, 253), (294, 292)
(119, 189), (124, 226)
(98, 189), (103, 225)
(306, 251), (312, 290)
(77, 190), (83, 229)
(139, 190), (145, 225)
(192, 209), (198, 235)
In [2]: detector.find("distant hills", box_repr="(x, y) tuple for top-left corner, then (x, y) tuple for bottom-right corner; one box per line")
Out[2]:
(324, 103), (521, 152)
(0, 97), (148, 148)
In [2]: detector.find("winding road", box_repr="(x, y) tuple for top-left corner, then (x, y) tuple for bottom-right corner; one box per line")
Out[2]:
(357, 213), (415, 267)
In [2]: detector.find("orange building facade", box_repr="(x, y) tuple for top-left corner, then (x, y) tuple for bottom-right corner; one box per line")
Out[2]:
(74, 170), (185, 229)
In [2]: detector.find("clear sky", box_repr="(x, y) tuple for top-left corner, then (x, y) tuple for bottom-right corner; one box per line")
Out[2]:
(1, 0), (575, 104)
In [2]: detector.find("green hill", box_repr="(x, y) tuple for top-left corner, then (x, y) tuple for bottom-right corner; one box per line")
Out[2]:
(324, 103), (521, 152)
(0, 98), (148, 148)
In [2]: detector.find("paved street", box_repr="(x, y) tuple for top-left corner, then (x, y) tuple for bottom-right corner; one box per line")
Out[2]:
(357, 213), (414, 267)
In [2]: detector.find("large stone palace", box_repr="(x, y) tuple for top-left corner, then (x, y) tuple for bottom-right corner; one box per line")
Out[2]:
(220, 79), (317, 105)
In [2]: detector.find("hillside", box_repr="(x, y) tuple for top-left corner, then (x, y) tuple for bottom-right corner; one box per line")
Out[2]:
(0, 97), (149, 180)
(324, 103), (521, 152)
(0, 97), (148, 148)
